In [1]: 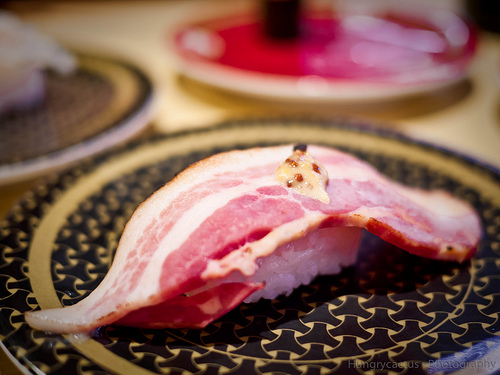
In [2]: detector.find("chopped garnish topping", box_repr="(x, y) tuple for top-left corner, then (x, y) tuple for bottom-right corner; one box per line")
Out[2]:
(276, 146), (330, 203)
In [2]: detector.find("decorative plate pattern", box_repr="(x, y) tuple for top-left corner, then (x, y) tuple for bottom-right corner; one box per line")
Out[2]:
(0, 53), (155, 185)
(1, 118), (500, 375)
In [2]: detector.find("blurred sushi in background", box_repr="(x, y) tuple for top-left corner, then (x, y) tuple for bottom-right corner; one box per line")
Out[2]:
(0, 11), (76, 115)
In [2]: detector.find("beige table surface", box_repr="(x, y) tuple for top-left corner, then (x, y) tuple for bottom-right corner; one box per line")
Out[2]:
(1, 1), (500, 374)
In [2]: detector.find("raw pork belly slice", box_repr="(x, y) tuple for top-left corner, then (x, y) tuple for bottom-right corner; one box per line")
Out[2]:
(25, 145), (481, 333)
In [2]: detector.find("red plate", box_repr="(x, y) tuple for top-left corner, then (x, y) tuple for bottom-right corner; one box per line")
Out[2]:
(170, 5), (477, 101)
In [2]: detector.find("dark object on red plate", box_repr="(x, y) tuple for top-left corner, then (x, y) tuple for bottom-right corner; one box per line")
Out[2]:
(262, 0), (301, 39)
(466, 0), (500, 33)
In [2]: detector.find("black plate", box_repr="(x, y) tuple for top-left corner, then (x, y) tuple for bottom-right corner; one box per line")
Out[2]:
(1, 118), (499, 374)
(0, 53), (154, 185)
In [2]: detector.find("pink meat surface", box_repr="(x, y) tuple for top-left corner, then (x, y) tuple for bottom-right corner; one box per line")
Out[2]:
(25, 145), (481, 333)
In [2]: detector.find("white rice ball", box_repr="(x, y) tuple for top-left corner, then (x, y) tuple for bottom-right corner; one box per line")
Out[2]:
(245, 227), (362, 303)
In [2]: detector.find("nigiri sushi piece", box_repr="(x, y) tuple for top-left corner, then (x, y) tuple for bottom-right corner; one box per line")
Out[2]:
(25, 145), (481, 333)
(0, 11), (76, 114)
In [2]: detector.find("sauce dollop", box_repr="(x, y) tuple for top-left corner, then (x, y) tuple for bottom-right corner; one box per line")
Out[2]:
(276, 145), (330, 204)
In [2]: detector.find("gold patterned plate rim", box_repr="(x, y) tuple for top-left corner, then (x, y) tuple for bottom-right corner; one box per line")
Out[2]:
(1, 118), (500, 375)
(0, 53), (156, 186)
